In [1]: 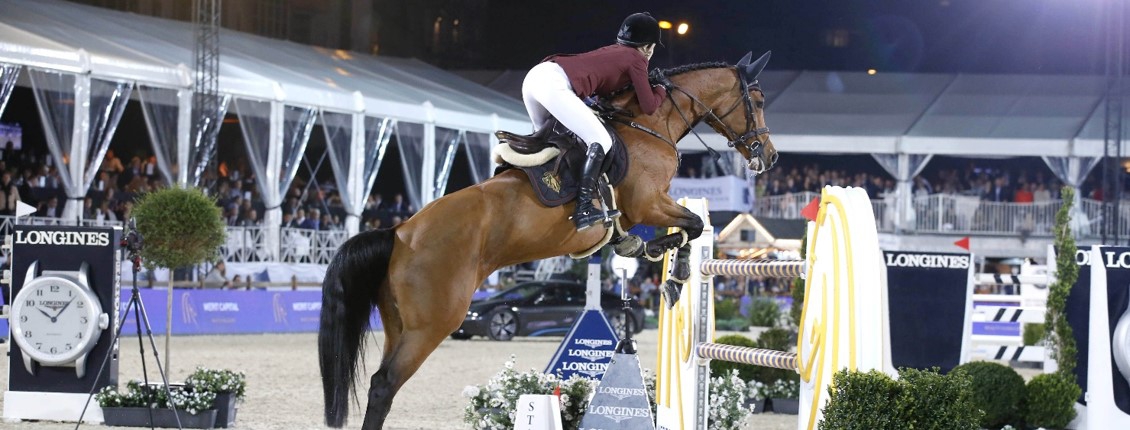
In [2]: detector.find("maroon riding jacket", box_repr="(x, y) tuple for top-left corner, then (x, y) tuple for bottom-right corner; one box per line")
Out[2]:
(544, 44), (668, 115)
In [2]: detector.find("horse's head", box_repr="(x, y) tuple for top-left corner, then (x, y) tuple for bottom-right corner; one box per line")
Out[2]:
(707, 51), (777, 175)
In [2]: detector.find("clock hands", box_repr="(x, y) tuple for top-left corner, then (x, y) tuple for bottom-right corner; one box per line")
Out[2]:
(37, 307), (57, 323)
(51, 296), (78, 320)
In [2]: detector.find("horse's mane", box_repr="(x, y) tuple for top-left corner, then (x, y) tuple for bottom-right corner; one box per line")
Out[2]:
(608, 61), (733, 98)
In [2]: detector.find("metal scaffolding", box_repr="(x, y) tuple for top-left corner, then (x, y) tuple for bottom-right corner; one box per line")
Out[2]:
(191, 0), (221, 187)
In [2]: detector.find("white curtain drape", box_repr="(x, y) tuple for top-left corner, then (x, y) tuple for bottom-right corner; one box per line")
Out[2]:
(433, 127), (462, 198)
(872, 153), (933, 231)
(394, 121), (425, 212)
(465, 131), (493, 184)
(29, 70), (131, 220)
(138, 86), (182, 186)
(0, 64), (19, 119)
(188, 93), (230, 187)
(323, 112), (394, 235)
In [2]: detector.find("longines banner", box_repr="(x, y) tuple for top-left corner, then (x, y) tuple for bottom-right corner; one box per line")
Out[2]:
(668, 176), (750, 212)
(1065, 247), (1130, 412)
(116, 289), (383, 335)
(884, 250), (970, 373)
(8, 225), (121, 394)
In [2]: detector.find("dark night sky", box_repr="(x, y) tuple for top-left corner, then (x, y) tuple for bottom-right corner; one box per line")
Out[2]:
(475, 0), (1115, 75)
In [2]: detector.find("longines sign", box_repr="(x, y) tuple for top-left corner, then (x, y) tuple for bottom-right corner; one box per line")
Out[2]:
(884, 252), (970, 269)
(1075, 249), (1130, 268)
(14, 230), (113, 247)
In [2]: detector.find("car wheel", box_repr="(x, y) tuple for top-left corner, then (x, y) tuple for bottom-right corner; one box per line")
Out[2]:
(450, 332), (473, 340)
(487, 310), (518, 341)
(607, 310), (635, 336)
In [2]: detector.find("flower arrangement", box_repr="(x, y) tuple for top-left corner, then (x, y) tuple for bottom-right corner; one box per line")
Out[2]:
(462, 356), (593, 430)
(709, 369), (756, 429)
(464, 359), (757, 430)
(96, 380), (217, 416)
(185, 367), (247, 401)
(759, 377), (800, 400)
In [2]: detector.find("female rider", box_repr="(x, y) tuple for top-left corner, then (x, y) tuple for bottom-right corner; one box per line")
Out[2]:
(522, 12), (669, 230)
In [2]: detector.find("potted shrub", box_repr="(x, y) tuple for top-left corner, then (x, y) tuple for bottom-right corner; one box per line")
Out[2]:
(951, 361), (1026, 429)
(96, 380), (217, 429)
(186, 367), (247, 428)
(761, 377), (800, 414)
(746, 296), (781, 337)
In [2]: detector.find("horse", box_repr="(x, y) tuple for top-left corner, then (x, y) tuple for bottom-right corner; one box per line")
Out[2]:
(318, 51), (778, 429)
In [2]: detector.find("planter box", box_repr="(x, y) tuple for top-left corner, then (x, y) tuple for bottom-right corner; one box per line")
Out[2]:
(769, 398), (799, 415)
(102, 407), (218, 429)
(746, 398), (766, 414)
(213, 392), (238, 428)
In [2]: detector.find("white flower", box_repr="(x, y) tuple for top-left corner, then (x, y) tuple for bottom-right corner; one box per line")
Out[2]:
(462, 385), (481, 398)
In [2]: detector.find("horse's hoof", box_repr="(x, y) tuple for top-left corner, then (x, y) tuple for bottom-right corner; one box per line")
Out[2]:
(662, 280), (681, 308)
(612, 235), (644, 257)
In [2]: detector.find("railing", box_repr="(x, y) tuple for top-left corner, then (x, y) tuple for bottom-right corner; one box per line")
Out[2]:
(751, 192), (1130, 238)
(280, 227), (349, 265)
(220, 226), (267, 262)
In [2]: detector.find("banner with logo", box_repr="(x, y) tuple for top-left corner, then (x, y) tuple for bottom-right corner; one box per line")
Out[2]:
(544, 309), (619, 380)
(884, 251), (972, 372)
(116, 289), (382, 335)
(668, 176), (750, 212)
(1066, 246), (1130, 411)
(8, 225), (121, 394)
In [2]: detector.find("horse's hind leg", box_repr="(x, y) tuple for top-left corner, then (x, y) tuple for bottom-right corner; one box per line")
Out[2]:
(361, 328), (450, 429)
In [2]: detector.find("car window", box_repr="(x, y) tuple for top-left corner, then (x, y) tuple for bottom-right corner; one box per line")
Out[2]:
(563, 285), (585, 303)
(489, 283), (543, 301)
(536, 285), (571, 306)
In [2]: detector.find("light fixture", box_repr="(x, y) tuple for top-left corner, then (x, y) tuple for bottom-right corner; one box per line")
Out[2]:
(658, 20), (673, 29)
(867, 69), (877, 75)
(677, 23), (689, 35)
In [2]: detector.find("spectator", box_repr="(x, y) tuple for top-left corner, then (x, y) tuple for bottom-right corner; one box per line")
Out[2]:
(290, 208), (308, 228)
(0, 171), (19, 215)
(203, 261), (230, 288)
(37, 197), (60, 218)
(385, 193), (411, 213)
(1014, 182), (1034, 203)
(302, 208), (321, 230)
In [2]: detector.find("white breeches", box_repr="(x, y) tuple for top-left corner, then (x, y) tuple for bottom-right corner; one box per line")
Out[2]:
(521, 62), (612, 153)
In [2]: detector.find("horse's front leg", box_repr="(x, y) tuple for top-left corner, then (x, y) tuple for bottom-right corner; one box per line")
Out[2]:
(614, 196), (703, 307)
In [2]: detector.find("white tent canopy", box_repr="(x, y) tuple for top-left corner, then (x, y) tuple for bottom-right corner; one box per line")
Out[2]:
(686, 70), (1125, 158)
(0, 0), (531, 241)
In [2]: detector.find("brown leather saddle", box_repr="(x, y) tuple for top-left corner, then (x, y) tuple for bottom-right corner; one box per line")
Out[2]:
(494, 117), (629, 208)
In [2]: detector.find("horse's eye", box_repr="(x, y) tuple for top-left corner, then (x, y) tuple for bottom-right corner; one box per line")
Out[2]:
(755, 101), (765, 109)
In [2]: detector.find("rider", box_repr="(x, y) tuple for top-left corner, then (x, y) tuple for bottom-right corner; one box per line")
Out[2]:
(522, 12), (669, 231)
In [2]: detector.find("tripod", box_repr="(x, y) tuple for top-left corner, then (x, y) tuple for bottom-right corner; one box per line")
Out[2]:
(75, 219), (182, 429)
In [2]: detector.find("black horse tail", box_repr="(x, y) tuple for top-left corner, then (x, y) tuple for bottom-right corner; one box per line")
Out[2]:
(319, 227), (397, 428)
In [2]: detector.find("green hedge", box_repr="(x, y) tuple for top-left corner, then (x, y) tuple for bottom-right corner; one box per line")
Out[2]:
(951, 361), (1026, 428)
(819, 368), (981, 430)
(715, 298), (740, 320)
(1024, 373), (1080, 429)
(747, 297), (781, 328)
(1023, 323), (1046, 346)
(709, 334), (760, 382)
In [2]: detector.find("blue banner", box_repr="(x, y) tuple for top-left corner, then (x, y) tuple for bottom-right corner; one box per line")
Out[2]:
(116, 289), (381, 336)
(544, 309), (619, 380)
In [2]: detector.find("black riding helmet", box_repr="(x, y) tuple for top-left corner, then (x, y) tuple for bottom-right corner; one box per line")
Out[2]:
(616, 12), (663, 47)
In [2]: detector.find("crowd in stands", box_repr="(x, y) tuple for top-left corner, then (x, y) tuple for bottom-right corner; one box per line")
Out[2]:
(677, 154), (1083, 203)
(0, 139), (417, 231)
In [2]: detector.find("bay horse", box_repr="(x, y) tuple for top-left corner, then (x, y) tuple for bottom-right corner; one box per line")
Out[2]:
(319, 51), (778, 429)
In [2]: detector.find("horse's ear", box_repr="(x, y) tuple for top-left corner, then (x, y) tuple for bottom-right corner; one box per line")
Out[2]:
(737, 51), (753, 66)
(742, 51), (771, 82)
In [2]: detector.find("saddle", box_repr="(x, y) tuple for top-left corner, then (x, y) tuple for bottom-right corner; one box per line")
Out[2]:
(493, 117), (629, 208)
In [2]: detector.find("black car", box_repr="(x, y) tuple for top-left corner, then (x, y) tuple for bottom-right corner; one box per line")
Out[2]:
(451, 280), (647, 341)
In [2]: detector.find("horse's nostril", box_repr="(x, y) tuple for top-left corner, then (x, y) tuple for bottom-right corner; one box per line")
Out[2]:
(770, 152), (779, 164)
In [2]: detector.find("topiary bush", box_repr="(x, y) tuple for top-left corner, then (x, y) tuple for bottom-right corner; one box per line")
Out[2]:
(1024, 372), (1081, 429)
(132, 186), (226, 270)
(819, 368), (981, 430)
(897, 367), (981, 430)
(710, 334), (760, 382)
(951, 361), (1026, 428)
(748, 297), (781, 327)
(750, 328), (795, 388)
(818, 370), (902, 430)
(715, 298), (740, 320)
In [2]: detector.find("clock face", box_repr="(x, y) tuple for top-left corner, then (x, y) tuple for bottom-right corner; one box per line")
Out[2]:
(11, 276), (103, 365)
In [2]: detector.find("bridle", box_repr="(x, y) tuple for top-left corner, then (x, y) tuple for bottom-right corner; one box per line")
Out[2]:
(663, 67), (770, 170)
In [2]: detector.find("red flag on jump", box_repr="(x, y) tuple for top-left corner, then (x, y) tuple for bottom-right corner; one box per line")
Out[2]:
(954, 237), (970, 251)
(801, 197), (820, 222)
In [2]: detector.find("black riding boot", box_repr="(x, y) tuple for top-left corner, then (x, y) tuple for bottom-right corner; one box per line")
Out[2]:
(572, 143), (607, 231)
